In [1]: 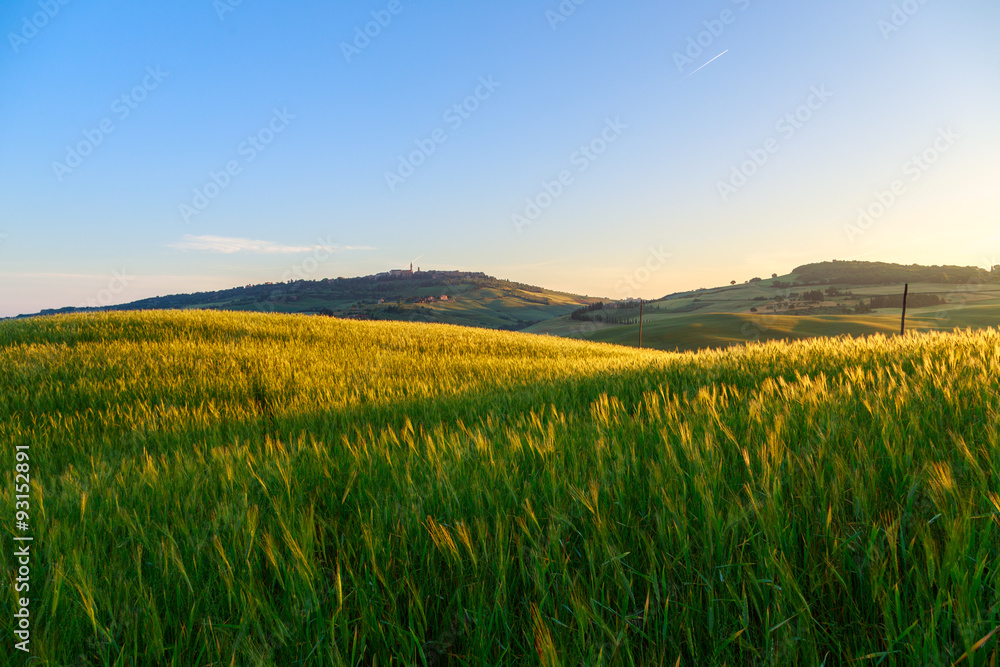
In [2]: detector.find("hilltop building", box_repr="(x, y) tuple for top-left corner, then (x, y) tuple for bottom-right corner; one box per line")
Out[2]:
(389, 263), (414, 278)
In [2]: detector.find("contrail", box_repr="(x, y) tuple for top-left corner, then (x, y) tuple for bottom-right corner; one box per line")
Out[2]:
(680, 49), (729, 81)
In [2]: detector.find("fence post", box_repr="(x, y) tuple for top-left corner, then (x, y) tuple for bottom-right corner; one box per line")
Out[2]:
(900, 283), (909, 336)
(639, 300), (644, 349)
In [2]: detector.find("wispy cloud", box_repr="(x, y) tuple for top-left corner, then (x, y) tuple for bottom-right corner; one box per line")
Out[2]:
(168, 235), (372, 254)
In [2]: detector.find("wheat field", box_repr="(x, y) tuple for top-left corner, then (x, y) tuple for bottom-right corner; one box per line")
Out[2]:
(2, 311), (998, 665)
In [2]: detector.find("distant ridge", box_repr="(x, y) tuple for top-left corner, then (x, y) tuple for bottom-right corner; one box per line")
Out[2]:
(19, 269), (603, 332)
(526, 259), (1000, 352)
(790, 260), (997, 286)
(16, 261), (999, 339)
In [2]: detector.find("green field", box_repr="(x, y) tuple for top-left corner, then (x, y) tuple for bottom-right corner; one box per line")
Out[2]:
(527, 279), (1000, 353)
(2, 311), (999, 665)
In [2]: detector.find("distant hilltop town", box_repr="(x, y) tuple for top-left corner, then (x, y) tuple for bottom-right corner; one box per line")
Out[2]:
(240, 266), (490, 289)
(373, 264), (487, 280)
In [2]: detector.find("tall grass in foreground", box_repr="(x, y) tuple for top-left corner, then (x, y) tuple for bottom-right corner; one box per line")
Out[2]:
(1, 311), (998, 666)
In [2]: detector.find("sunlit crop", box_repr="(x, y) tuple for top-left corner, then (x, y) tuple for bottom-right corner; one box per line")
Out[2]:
(2, 311), (998, 665)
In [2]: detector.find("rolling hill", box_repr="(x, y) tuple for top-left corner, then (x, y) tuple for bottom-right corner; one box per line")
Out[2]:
(20, 269), (603, 331)
(15, 260), (1000, 351)
(528, 261), (1000, 351)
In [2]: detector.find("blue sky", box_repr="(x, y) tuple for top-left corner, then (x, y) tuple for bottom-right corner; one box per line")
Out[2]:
(1, 0), (998, 316)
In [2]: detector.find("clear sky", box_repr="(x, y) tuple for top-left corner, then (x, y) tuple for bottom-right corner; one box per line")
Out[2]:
(1, 0), (998, 317)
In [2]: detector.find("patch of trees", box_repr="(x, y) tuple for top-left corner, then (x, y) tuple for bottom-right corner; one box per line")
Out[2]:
(570, 301), (644, 325)
(802, 290), (825, 302)
(570, 302), (605, 320)
(791, 260), (997, 286)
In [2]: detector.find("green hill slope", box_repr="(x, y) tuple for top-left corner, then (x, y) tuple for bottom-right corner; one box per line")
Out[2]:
(23, 270), (602, 331)
(529, 266), (1000, 351)
(20, 259), (999, 351)
(2, 311), (998, 665)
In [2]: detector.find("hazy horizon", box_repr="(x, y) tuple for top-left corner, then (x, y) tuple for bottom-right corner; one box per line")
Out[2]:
(2, 0), (998, 318)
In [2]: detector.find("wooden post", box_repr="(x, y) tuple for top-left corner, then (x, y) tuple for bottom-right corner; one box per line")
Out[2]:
(639, 299), (644, 349)
(900, 283), (909, 336)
